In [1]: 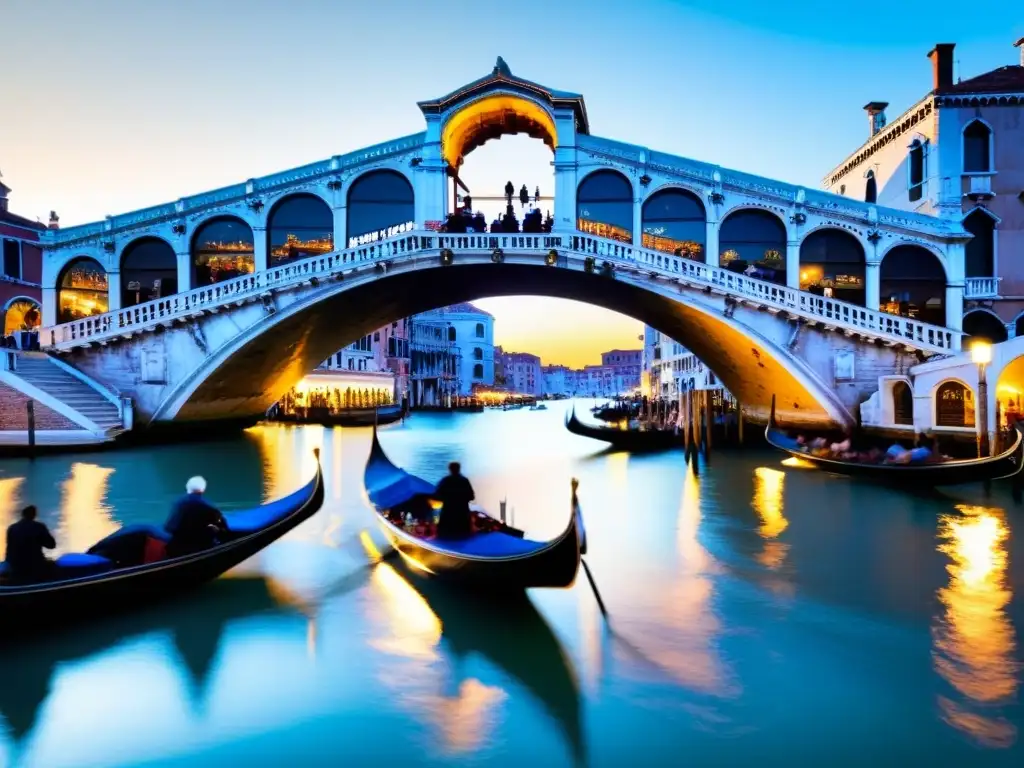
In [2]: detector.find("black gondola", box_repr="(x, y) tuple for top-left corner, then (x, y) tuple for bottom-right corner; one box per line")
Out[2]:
(765, 395), (1024, 486)
(362, 428), (584, 590)
(275, 403), (404, 427)
(0, 449), (324, 623)
(566, 406), (682, 452)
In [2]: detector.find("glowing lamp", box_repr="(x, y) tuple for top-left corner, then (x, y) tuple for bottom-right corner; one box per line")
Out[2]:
(546, 250), (558, 266)
(491, 248), (504, 263)
(971, 341), (992, 366)
(440, 249), (454, 266)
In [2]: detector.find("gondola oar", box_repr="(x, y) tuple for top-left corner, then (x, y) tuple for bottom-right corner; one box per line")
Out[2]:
(571, 477), (609, 622)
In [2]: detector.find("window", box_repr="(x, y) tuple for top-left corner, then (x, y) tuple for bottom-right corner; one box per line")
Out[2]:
(576, 170), (634, 243)
(936, 381), (974, 428)
(718, 209), (787, 286)
(879, 245), (946, 326)
(963, 120), (992, 173)
(963, 209), (996, 279)
(121, 237), (178, 307)
(473, 347), (483, 361)
(473, 363), (484, 379)
(962, 310), (1008, 343)
(448, 326), (456, 342)
(346, 170), (414, 247)
(192, 216), (255, 287)
(908, 140), (925, 202)
(798, 228), (866, 305)
(2, 239), (21, 280)
(56, 257), (108, 323)
(475, 322), (484, 338)
(267, 193), (333, 266)
(641, 188), (706, 261)
(893, 381), (913, 426)
(864, 170), (877, 204)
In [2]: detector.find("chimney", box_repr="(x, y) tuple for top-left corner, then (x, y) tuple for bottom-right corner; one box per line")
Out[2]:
(863, 102), (889, 137)
(928, 43), (956, 91)
(1015, 37), (1024, 67)
(48, 210), (60, 229)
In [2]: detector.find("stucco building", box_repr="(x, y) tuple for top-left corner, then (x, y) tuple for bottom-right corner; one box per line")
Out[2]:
(1, 178), (48, 336)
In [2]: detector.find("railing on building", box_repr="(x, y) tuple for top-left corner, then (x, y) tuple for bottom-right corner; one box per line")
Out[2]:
(964, 276), (1001, 300)
(40, 229), (962, 355)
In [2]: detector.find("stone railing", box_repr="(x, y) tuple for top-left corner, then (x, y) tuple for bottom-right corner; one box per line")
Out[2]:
(40, 229), (961, 354)
(964, 276), (1001, 300)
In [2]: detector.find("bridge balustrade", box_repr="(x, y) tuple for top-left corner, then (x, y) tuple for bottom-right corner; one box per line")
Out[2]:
(40, 229), (961, 354)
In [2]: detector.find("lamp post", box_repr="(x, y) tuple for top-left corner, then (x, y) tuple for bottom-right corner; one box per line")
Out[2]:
(971, 340), (992, 457)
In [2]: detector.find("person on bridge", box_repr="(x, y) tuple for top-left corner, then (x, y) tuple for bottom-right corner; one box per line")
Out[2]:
(3, 505), (57, 583)
(433, 462), (475, 539)
(164, 476), (229, 557)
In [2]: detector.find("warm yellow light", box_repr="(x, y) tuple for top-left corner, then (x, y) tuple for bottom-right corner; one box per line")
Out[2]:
(971, 341), (992, 366)
(441, 94), (557, 168)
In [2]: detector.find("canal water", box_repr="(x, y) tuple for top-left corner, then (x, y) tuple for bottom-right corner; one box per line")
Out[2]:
(1, 399), (1022, 766)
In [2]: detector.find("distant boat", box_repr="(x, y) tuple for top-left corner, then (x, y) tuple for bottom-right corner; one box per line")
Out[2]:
(529, 403), (548, 411)
(566, 407), (682, 452)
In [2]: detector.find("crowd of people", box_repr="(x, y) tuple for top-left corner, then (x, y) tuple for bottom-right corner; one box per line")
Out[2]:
(277, 386), (394, 415)
(794, 433), (946, 464)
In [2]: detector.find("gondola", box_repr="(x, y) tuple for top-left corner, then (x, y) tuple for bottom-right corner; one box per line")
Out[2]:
(765, 396), (1024, 486)
(565, 406), (682, 452)
(362, 427), (585, 590)
(275, 403), (404, 427)
(0, 449), (324, 624)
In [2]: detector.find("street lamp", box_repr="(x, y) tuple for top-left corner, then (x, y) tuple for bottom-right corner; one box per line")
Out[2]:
(971, 340), (992, 457)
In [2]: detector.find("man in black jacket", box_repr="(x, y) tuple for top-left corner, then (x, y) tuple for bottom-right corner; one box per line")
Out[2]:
(164, 476), (229, 557)
(434, 462), (475, 539)
(4, 505), (56, 583)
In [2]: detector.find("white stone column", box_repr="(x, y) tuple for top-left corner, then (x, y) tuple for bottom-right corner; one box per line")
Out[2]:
(945, 284), (964, 332)
(42, 287), (57, 327)
(632, 198), (642, 247)
(553, 148), (578, 234)
(865, 262), (880, 310)
(176, 251), (192, 293)
(106, 271), (122, 312)
(705, 219), (720, 268)
(786, 240), (800, 289)
(332, 205), (347, 249)
(253, 226), (268, 272)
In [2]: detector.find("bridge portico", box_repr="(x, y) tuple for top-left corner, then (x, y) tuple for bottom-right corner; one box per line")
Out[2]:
(33, 58), (972, 431)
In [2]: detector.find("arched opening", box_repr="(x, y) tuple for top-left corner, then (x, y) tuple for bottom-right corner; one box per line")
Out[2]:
(893, 380), (913, 426)
(963, 209), (995, 278)
(865, 170), (877, 204)
(448, 326), (456, 342)
(963, 120), (992, 173)
(191, 217), (255, 287)
(120, 237), (178, 307)
(346, 171), (414, 247)
(641, 188), (706, 262)
(474, 322), (484, 338)
(962, 310), (1007, 343)
(3, 297), (41, 335)
(472, 363), (484, 379)
(577, 170), (633, 243)
(995, 355), (1024, 439)
(879, 245), (946, 326)
(908, 139), (925, 202)
(719, 209), (787, 286)
(267, 193), (333, 267)
(57, 257), (108, 323)
(935, 380), (974, 428)
(798, 228), (866, 305)
(473, 347), (483, 361)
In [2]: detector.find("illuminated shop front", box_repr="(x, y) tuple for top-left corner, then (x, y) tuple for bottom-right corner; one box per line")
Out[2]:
(57, 257), (108, 323)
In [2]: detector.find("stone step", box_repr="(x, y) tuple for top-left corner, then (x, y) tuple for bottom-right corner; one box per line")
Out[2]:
(12, 356), (125, 432)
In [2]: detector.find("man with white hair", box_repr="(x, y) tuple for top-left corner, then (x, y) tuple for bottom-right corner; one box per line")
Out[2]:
(163, 475), (229, 557)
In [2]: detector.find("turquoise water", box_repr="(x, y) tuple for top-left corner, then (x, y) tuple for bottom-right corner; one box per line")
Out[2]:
(0, 400), (1022, 766)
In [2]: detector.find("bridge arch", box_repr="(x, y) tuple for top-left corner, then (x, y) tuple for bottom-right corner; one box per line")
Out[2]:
(934, 378), (975, 428)
(718, 207), (787, 284)
(2, 295), (41, 335)
(962, 308), (1008, 343)
(266, 193), (334, 267)
(879, 243), (947, 326)
(191, 215), (255, 287)
(798, 227), (866, 306)
(576, 169), (634, 243)
(346, 170), (415, 248)
(120, 236), (178, 308)
(440, 92), (557, 172)
(640, 187), (706, 262)
(56, 256), (108, 324)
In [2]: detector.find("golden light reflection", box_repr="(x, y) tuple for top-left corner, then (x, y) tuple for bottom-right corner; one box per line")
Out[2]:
(441, 94), (557, 169)
(752, 467), (790, 575)
(605, 450), (629, 491)
(368, 562), (442, 661)
(933, 505), (1019, 748)
(0, 477), (25, 559)
(58, 463), (116, 553)
(781, 456), (815, 469)
(413, 679), (509, 755)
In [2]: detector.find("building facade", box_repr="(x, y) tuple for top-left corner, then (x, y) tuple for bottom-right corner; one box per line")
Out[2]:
(0, 179), (47, 336)
(319, 318), (410, 401)
(413, 303), (494, 395)
(643, 325), (722, 398)
(824, 38), (1024, 338)
(498, 351), (542, 395)
(409, 315), (461, 407)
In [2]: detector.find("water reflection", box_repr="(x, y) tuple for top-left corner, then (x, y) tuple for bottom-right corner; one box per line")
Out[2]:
(751, 467), (790, 582)
(0, 477), (24, 558)
(932, 504), (1019, 748)
(57, 463), (116, 553)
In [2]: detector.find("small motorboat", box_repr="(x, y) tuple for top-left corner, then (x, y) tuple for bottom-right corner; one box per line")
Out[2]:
(0, 449), (324, 623)
(529, 402), (548, 411)
(565, 407), (682, 452)
(764, 396), (1024, 486)
(362, 428), (585, 590)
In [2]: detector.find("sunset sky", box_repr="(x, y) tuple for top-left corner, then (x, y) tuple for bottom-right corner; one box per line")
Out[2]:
(3, 0), (1019, 368)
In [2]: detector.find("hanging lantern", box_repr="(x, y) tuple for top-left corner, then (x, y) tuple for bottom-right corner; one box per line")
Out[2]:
(440, 248), (454, 266)
(583, 256), (596, 274)
(546, 249), (558, 266)
(601, 261), (615, 278)
(492, 248), (504, 263)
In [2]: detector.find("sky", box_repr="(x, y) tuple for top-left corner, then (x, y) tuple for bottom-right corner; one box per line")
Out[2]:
(2, 0), (1020, 367)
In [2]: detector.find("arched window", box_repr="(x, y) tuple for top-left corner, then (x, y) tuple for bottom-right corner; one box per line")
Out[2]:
(893, 381), (913, 426)
(935, 381), (974, 428)
(718, 209), (787, 286)
(908, 140), (925, 202)
(448, 326), (456, 342)
(473, 363), (484, 379)
(473, 347), (483, 361)
(57, 257), (108, 323)
(576, 170), (633, 243)
(963, 310), (1008, 343)
(346, 171), (414, 247)
(879, 245), (946, 326)
(865, 170), (877, 204)
(3, 297), (41, 335)
(963, 120), (992, 173)
(121, 237), (177, 307)
(641, 188), (706, 261)
(964, 209), (995, 278)
(191, 217), (255, 287)
(475, 322), (484, 338)
(267, 194), (333, 267)
(799, 229), (866, 305)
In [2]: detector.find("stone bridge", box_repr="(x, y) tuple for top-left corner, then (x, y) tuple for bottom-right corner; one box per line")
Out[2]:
(32, 57), (970, 432)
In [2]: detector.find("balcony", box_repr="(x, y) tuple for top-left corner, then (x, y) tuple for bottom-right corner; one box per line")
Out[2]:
(964, 276), (1001, 300)
(963, 173), (994, 201)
